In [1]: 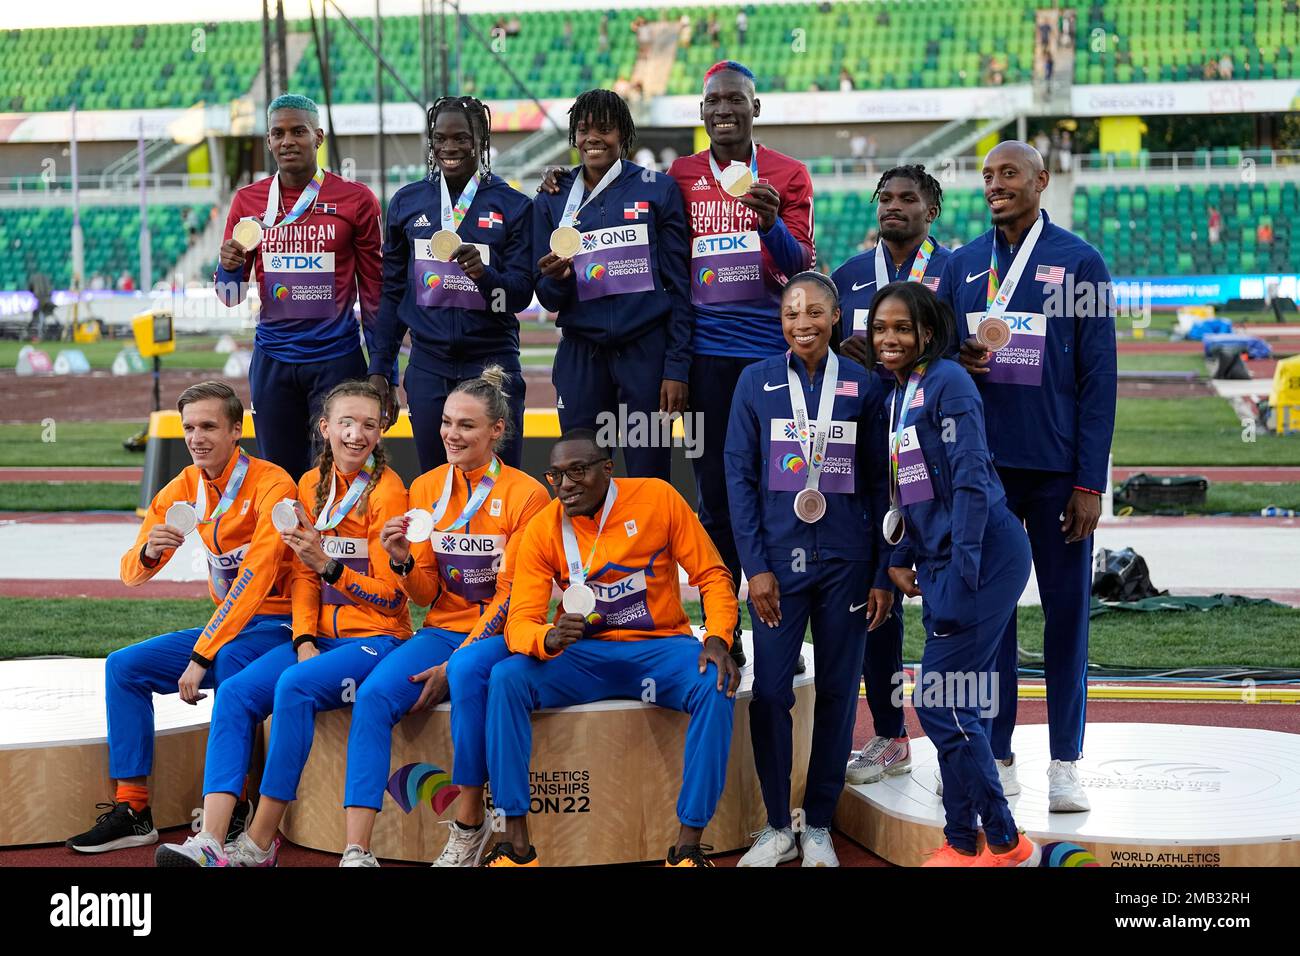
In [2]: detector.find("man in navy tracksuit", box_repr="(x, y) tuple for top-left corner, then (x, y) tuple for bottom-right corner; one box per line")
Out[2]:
(832, 164), (952, 786)
(367, 96), (534, 471)
(938, 140), (1116, 813)
(533, 90), (692, 481)
(724, 272), (893, 866)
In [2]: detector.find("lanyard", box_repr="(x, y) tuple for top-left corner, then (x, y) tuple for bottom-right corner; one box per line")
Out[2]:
(314, 455), (376, 531)
(430, 456), (501, 533)
(261, 166), (326, 230)
(707, 143), (758, 188)
(560, 479), (619, 586)
(874, 236), (934, 291)
(985, 212), (1045, 317)
(438, 171), (482, 232)
(194, 453), (250, 526)
(785, 350), (839, 494)
(560, 160), (622, 227)
(888, 364), (928, 493)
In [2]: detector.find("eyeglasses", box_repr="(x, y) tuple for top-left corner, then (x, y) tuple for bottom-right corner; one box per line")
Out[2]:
(544, 458), (608, 486)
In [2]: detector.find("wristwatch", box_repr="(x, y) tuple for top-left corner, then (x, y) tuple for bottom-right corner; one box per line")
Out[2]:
(390, 555), (415, 576)
(320, 558), (343, 584)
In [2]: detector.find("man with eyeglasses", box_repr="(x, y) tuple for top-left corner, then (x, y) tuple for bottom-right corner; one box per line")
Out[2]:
(479, 429), (740, 867)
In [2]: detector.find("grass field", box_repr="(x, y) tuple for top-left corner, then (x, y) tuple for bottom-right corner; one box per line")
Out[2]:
(2, 598), (1296, 670)
(1111, 397), (1300, 466)
(1115, 353), (1207, 374)
(0, 335), (253, 371)
(0, 422), (145, 466)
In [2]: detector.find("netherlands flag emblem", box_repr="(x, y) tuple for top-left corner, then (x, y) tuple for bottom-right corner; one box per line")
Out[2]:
(478, 211), (503, 229)
(624, 201), (650, 220)
(1035, 264), (1066, 284)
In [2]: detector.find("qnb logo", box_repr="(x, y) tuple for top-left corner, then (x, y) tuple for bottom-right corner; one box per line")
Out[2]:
(422, 272), (442, 289)
(439, 534), (458, 551)
(696, 267), (716, 286)
(271, 283), (289, 301)
(581, 233), (598, 251)
(783, 421), (803, 441)
(584, 262), (607, 281)
(50, 887), (152, 936)
(780, 453), (807, 473)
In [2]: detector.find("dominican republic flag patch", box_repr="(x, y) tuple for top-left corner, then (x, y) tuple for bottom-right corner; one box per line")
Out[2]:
(624, 201), (650, 220)
(1035, 264), (1066, 284)
(314, 202), (337, 215)
(834, 379), (858, 397)
(922, 276), (940, 292)
(478, 211), (503, 229)
(909, 387), (925, 408)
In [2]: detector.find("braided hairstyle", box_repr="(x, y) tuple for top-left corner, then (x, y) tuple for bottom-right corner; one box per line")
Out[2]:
(313, 380), (388, 519)
(871, 163), (944, 219)
(449, 364), (514, 452)
(426, 95), (493, 181)
(567, 89), (635, 157)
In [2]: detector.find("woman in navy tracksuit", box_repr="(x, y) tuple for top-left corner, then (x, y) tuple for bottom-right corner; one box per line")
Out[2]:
(532, 89), (692, 481)
(724, 271), (894, 867)
(866, 280), (1039, 866)
(367, 96), (534, 471)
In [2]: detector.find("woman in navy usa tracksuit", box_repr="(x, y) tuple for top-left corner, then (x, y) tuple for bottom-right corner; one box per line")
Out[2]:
(867, 281), (1039, 867)
(724, 271), (894, 868)
(532, 89), (693, 481)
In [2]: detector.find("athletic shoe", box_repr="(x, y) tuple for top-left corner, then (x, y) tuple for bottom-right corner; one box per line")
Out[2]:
(800, 827), (839, 867)
(1047, 759), (1091, 812)
(66, 802), (158, 854)
(795, 653), (807, 675)
(432, 820), (491, 867)
(665, 843), (714, 867)
(225, 798), (252, 844)
(224, 832), (280, 867)
(920, 841), (981, 867)
(973, 832), (1042, 867)
(847, 736), (911, 785)
(736, 826), (798, 867)
(340, 844), (379, 867)
(154, 833), (227, 868)
(935, 754), (1020, 797)
(480, 842), (539, 867)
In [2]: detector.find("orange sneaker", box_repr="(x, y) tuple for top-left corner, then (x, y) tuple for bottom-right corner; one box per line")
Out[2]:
(920, 841), (981, 867)
(665, 844), (714, 867)
(973, 833), (1041, 867)
(480, 842), (539, 867)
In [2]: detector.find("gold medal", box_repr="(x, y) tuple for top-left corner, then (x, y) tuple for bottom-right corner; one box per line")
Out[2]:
(232, 218), (263, 251)
(720, 164), (754, 198)
(431, 229), (461, 262)
(550, 225), (582, 259)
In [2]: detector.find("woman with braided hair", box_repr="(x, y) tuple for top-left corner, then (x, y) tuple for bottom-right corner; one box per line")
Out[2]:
(157, 381), (412, 867)
(367, 95), (534, 471)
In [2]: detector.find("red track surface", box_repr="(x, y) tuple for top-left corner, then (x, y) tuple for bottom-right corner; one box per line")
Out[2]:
(1112, 465), (1300, 482)
(0, 467), (141, 482)
(2, 698), (1294, 867)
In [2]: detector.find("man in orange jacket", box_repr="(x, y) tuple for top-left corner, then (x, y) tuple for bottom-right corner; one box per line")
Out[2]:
(66, 382), (297, 854)
(480, 430), (741, 868)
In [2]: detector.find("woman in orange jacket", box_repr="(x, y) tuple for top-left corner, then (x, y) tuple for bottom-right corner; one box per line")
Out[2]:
(157, 380), (411, 867)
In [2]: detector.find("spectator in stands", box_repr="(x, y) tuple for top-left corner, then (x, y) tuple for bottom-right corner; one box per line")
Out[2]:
(1208, 206), (1222, 245)
(636, 18), (652, 56)
(1219, 53), (1234, 80)
(562, 20), (573, 49)
(1287, 0), (1299, 14)
(1202, 60), (1218, 81)
(659, 145), (679, 168)
(1038, 20), (1052, 52)
(850, 132), (868, 172)
(634, 145), (658, 171)
(708, 13), (720, 47)
(504, 17), (520, 37)
(679, 14), (692, 48)
(1258, 220), (1275, 246)
(118, 270), (135, 291)
(1058, 129), (1073, 172)
(839, 67), (855, 92)
(736, 10), (748, 46)
(1044, 51), (1055, 90)
(1034, 131), (1052, 168)
(599, 15), (610, 54)
(876, 7), (891, 27)
(89, 272), (107, 290)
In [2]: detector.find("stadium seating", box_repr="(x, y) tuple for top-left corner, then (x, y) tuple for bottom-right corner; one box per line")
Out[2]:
(0, 22), (262, 113)
(1075, 1), (1300, 83)
(0, 205), (211, 289)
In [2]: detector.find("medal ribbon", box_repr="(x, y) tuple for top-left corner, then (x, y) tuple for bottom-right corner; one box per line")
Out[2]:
(560, 479), (619, 586)
(560, 159), (623, 228)
(707, 143), (759, 190)
(785, 349), (840, 495)
(887, 364), (928, 499)
(874, 236), (935, 290)
(261, 166), (326, 230)
(193, 453), (250, 525)
(984, 211), (1045, 318)
(314, 454), (376, 531)
(439, 170), (482, 232)
(428, 456), (503, 533)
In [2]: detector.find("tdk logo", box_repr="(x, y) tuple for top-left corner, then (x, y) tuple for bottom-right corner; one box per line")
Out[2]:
(695, 235), (751, 254)
(1008, 315), (1033, 330)
(594, 579), (637, 600)
(272, 255), (323, 269)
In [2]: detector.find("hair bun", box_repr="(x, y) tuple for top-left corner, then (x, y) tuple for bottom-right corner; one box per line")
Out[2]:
(478, 364), (509, 394)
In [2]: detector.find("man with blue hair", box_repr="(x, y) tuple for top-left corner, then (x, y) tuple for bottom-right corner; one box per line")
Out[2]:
(215, 93), (388, 477)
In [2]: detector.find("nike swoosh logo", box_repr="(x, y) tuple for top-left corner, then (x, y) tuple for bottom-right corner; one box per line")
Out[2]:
(965, 270), (991, 284)
(849, 602), (869, 613)
(851, 280), (875, 291)
(933, 630), (953, 637)
(762, 382), (790, 392)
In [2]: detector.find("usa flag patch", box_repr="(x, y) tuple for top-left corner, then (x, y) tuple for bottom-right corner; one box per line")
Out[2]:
(909, 387), (925, 408)
(478, 211), (503, 229)
(834, 380), (858, 397)
(922, 276), (940, 292)
(624, 201), (650, 220)
(1035, 264), (1066, 284)
(314, 202), (337, 215)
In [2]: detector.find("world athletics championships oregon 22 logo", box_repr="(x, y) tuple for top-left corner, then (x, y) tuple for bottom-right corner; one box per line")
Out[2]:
(584, 262), (607, 280)
(696, 267), (716, 285)
(1038, 842), (1100, 867)
(271, 283), (289, 300)
(780, 453), (807, 473)
(422, 272), (442, 289)
(386, 762), (460, 814)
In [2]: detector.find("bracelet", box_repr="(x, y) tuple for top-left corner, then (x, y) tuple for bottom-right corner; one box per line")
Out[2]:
(293, 635), (318, 651)
(1073, 485), (1103, 496)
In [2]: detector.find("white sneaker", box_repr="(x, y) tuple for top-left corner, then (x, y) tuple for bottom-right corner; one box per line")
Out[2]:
(847, 736), (911, 785)
(736, 826), (798, 867)
(1048, 759), (1091, 812)
(154, 832), (227, 867)
(224, 831), (279, 867)
(340, 844), (379, 867)
(935, 754), (1020, 797)
(432, 820), (491, 867)
(799, 826), (839, 867)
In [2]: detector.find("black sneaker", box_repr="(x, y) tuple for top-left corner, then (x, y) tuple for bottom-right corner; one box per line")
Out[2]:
(66, 802), (158, 854)
(480, 842), (539, 867)
(666, 843), (715, 867)
(729, 624), (747, 668)
(225, 798), (252, 844)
